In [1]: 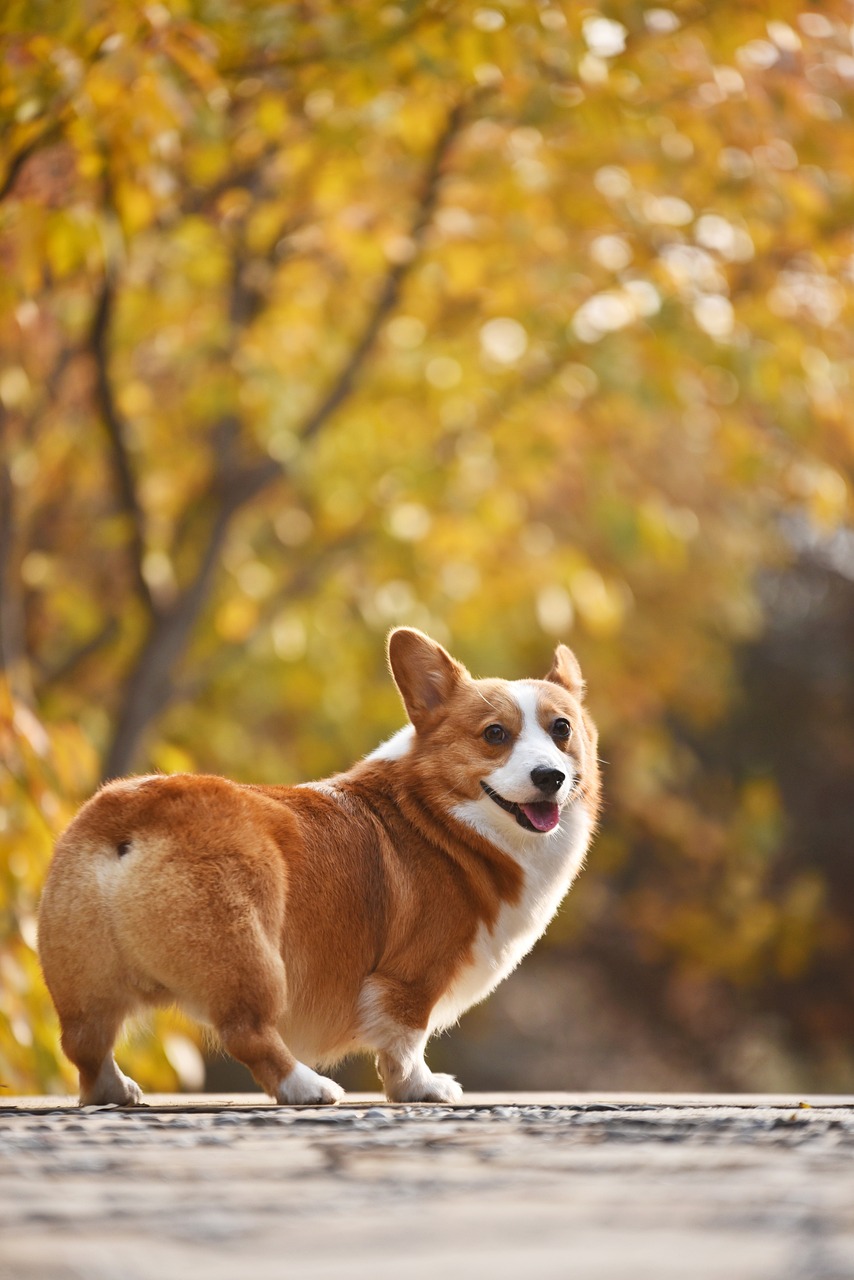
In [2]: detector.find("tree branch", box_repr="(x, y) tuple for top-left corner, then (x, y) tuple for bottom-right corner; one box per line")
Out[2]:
(0, 120), (64, 202)
(218, 7), (447, 77)
(296, 99), (467, 448)
(100, 100), (470, 778)
(38, 618), (121, 688)
(176, 526), (368, 701)
(206, 95), (472, 511)
(90, 276), (157, 619)
(99, 502), (234, 781)
(209, 97), (472, 517)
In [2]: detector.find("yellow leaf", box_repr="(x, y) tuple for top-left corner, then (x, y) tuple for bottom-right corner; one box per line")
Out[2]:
(256, 96), (289, 139)
(117, 183), (156, 233)
(215, 596), (259, 643)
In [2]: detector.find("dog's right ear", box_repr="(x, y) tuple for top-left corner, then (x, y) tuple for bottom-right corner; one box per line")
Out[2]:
(388, 628), (469, 731)
(545, 644), (585, 698)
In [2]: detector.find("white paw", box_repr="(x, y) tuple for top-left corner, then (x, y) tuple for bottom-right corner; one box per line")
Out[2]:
(386, 1071), (463, 1104)
(276, 1062), (344, 1106)
(81, 1060), (143, 1107)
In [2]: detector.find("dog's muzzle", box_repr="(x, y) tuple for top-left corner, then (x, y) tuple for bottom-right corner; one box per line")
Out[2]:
(480, 781), (561, 833)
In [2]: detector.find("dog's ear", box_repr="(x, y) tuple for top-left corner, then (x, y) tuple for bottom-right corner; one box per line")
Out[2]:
(388, 628), (468, 730)
(545, 644), (585, 698)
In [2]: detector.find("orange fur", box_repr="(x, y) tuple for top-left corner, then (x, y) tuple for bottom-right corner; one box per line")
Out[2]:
(38, 628), (601, 1105)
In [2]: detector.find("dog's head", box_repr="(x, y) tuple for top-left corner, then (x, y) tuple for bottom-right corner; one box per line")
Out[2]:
(387, 628), (599, 840)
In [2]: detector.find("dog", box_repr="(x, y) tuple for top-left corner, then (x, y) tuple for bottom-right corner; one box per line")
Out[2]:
(38, 627), (601, 1106)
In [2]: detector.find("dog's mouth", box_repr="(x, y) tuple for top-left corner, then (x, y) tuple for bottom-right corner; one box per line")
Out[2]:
(480, 782), (561, 834)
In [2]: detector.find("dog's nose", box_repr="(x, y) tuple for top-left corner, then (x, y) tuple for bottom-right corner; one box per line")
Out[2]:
(530, 766), (565, 795)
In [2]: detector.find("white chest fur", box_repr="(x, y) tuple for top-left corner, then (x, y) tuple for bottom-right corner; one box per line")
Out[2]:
(428, 799), (592, 1032)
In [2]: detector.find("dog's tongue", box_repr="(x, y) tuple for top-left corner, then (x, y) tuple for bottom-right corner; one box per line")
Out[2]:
(520, 801), (561, 833)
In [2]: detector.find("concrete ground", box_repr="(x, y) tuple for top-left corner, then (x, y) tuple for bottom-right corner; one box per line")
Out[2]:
(2, 1093), (853, 1280)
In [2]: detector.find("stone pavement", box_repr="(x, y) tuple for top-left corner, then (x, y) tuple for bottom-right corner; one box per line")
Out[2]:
(2, 1093), (853, 1280)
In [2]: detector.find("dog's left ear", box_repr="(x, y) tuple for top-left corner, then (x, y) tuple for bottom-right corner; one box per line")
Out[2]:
(388, 628), (469, 731)
(546, 644), (585, 698)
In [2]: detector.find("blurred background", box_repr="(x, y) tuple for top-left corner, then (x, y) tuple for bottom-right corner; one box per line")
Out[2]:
(2, 0), (854, 1098)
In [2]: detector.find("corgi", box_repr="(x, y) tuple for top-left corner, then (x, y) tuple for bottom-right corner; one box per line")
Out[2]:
(38, 628), (601, 1106)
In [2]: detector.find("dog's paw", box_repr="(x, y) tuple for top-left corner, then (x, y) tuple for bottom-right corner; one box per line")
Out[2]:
(386, 1071), (463, 1104)
(81, 1060), (143, 1107)
(276, 1062), (344, 1106)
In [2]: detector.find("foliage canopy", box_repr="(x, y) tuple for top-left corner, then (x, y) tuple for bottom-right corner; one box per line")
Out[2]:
(2, 0), (853, 1091)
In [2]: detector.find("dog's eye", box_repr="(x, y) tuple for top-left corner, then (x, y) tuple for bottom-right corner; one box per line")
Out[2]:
(551, 718), (572, 740)
(483, 724), (508, 746)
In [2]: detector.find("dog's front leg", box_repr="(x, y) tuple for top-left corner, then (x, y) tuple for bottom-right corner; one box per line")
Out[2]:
(375, 1028), (463, 1104)
(357, 977), (463, 1103)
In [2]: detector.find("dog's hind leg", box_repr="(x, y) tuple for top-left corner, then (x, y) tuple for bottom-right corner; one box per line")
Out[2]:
(59, 1004), (143, 1106)
(207, 936), (343, 1105)
(215, 1015), (343, 1105)
(39, 835), (146, 1106)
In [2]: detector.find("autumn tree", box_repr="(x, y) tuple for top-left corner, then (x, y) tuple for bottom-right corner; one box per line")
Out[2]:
(2, 0), (853, 1092)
